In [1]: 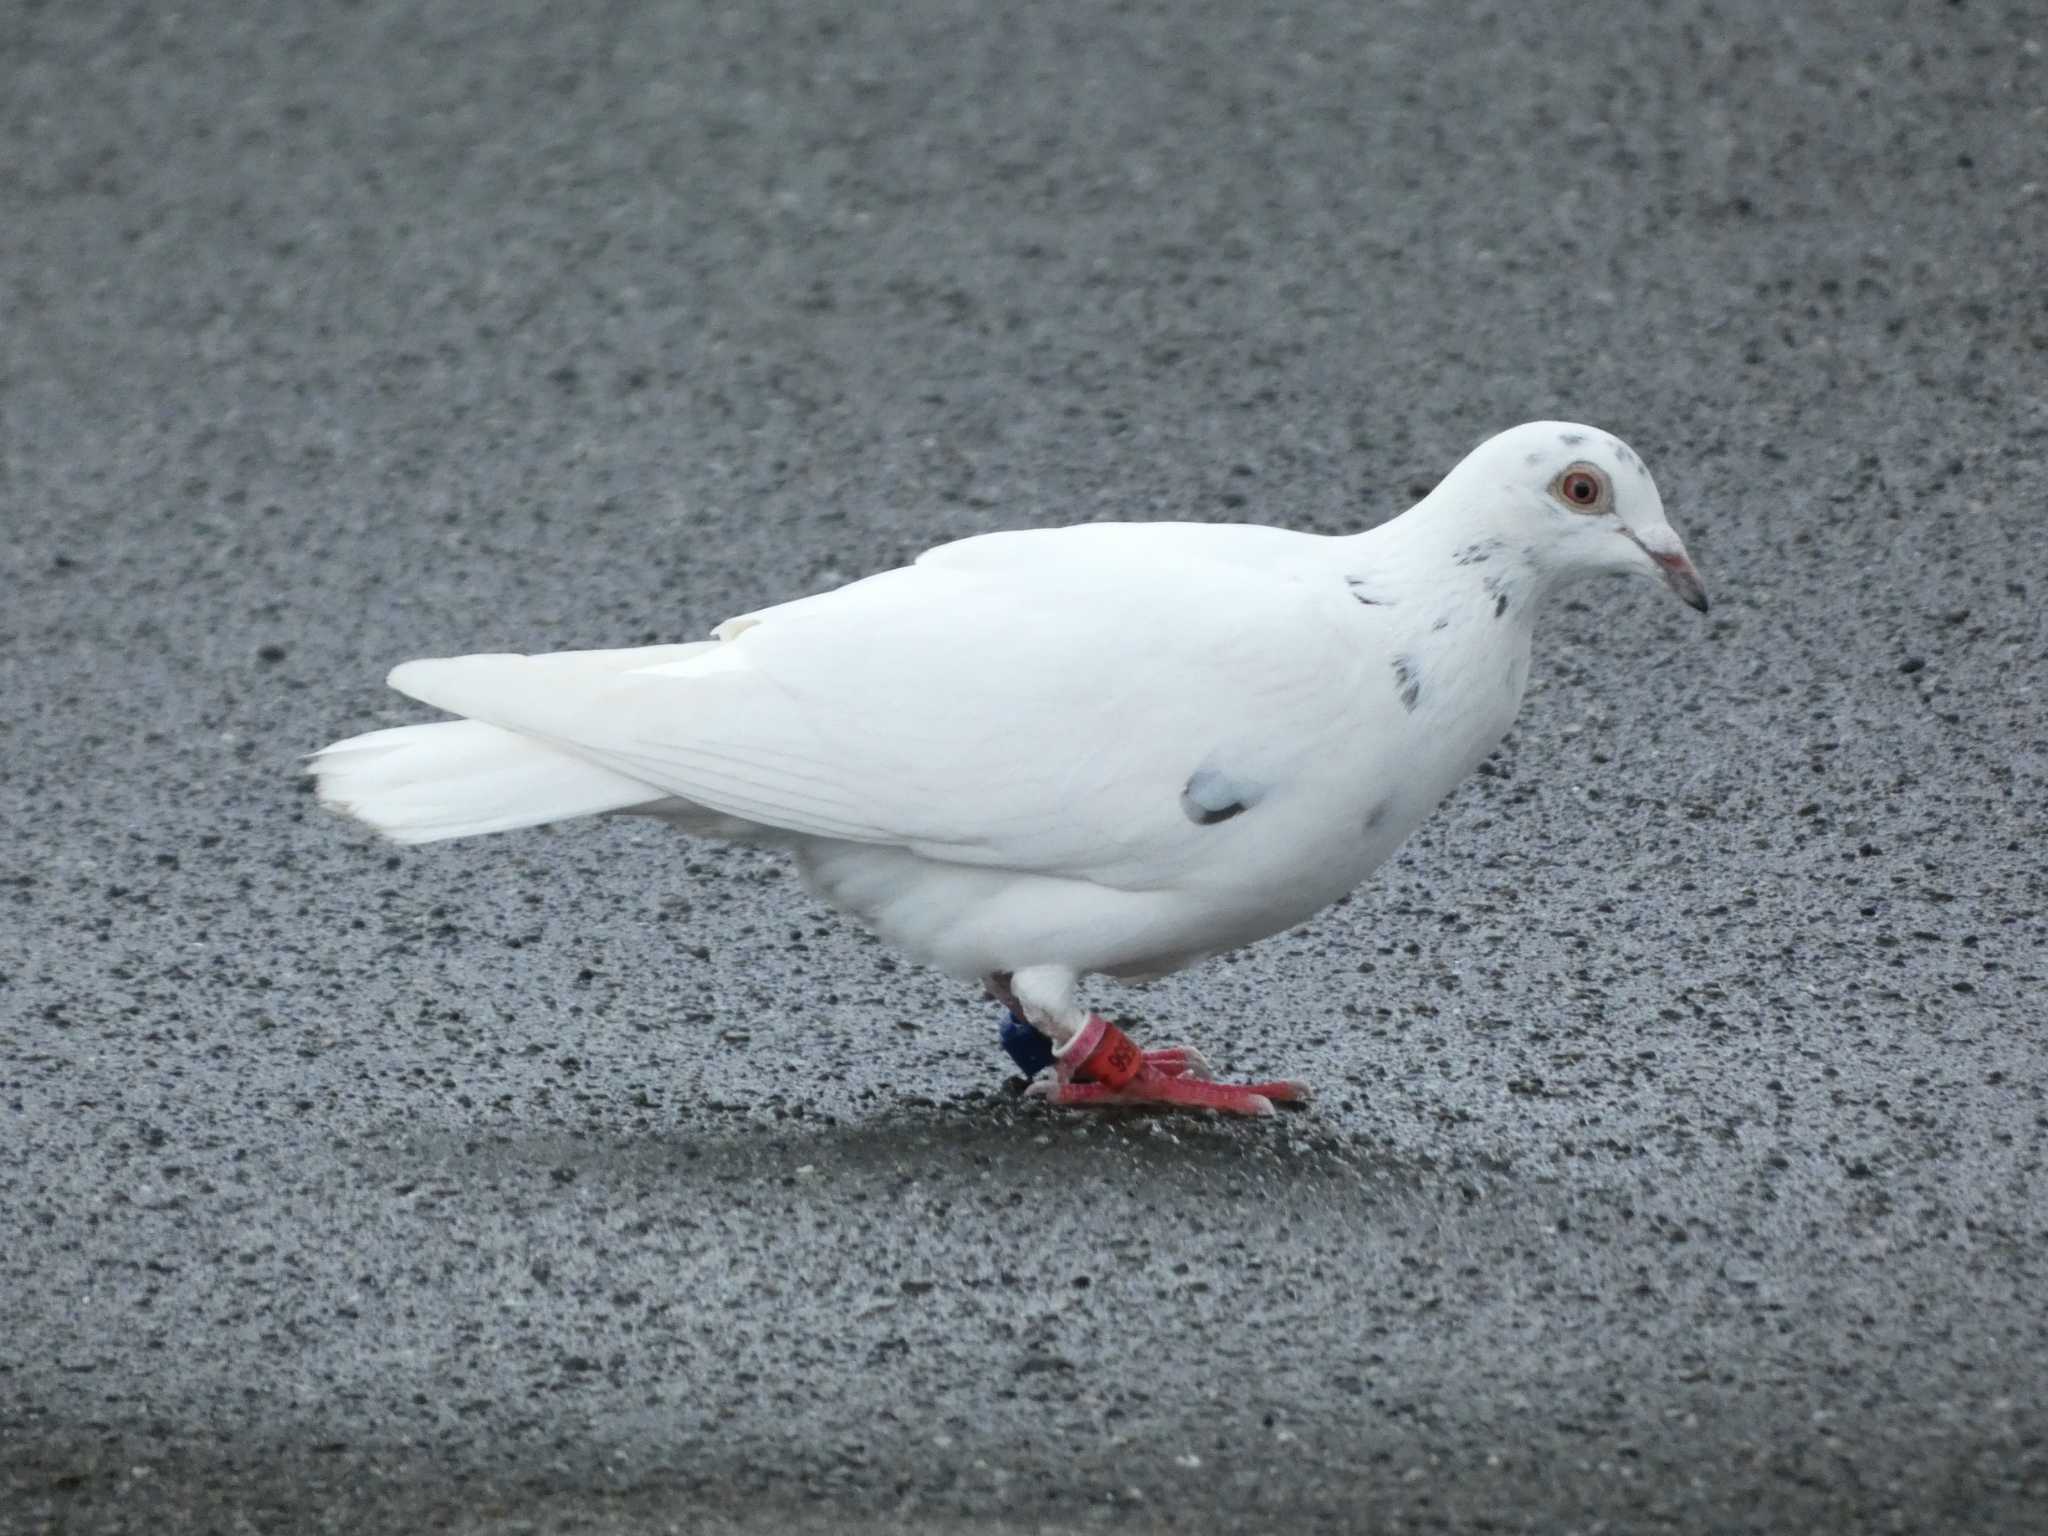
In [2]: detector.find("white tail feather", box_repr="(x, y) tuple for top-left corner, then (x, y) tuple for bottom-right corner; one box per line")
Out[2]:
(309, 719), (662, 844)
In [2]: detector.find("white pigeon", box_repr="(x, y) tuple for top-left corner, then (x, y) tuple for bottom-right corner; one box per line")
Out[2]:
(311, 421), (1707, 1116)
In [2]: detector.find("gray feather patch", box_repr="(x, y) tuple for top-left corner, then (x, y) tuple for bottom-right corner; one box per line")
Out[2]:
(1181, 766), (1258, 826)
(1391, 655), (1422, 713)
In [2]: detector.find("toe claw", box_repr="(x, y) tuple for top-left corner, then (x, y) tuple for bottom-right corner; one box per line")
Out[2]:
(1241, 1079), (1313, 1104)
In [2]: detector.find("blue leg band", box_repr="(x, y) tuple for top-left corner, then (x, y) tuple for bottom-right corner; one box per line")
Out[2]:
(998, 1010), (1056, 1077)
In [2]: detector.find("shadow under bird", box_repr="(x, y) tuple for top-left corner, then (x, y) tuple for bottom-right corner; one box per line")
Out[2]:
(311, 421), (1709, 1116)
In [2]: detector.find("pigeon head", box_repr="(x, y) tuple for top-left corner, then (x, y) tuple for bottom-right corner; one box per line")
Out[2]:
(1439, 421), (1709, 613)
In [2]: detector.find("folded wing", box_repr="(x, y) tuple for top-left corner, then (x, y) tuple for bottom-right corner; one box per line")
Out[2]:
(388, 534), (1385, 888)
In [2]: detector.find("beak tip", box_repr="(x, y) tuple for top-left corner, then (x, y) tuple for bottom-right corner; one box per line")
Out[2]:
(1649, 549), (1709, 615)
(1626, 528), (1710, 617)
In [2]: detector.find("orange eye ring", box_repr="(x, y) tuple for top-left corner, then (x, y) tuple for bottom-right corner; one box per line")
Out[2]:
(1551, 463), (1609, 512)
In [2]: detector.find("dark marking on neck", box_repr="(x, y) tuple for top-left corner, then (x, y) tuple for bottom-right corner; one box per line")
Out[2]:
(1483, 571), (1517, 620)
(1363, 797), (1393, 833)
(1453, 538), (1503, 567)
(1391, 655), (1422, 713)
(1344, 575), (1389, 606)
(1432, 614), (1450, 631)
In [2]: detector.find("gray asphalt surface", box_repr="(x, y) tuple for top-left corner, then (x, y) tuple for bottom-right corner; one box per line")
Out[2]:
(4, 1), (2046, 1531)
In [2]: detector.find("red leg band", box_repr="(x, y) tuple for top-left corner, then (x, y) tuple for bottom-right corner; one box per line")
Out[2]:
(1060, 1014), (1144, 1090)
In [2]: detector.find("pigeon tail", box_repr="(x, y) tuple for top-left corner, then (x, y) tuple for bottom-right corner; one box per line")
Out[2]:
(308, 719), (663, 844)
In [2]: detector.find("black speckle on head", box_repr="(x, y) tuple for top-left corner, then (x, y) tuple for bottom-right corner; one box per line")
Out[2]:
(1181, 766), (1257, 827)
(1432, 615), (1450, 631)
(1524, 451), (1544, 466)
(1391, 655), (1422, 713)
(1363, 798), (1393, 834)
(1494, 591), (1510, 618)
(1344, 575), (1387, 606)
(1609, 438), (1652, 479)
(1559, 432), (1586, 447)
(1483, 572), (1515, 618)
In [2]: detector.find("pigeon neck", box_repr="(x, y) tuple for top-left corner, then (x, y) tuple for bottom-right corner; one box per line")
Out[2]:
(1346, 495), (1557, 623)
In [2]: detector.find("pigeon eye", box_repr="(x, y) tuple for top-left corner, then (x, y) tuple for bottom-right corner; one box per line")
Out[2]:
(1552, 464), (1609, 512)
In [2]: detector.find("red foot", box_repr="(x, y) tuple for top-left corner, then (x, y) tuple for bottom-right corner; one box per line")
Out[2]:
(1024, 1015), (1311, 1118)
(1139, 1045), (1214, 1080)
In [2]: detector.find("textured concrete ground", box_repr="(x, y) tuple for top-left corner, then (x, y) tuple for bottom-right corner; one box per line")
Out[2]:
(3, 0), (2045, 1531)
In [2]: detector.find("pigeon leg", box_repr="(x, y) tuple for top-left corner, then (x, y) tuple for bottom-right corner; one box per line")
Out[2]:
(995, 1006), (1216, 1081)
(989, 971), (1217, 1079)
(1000, 969), (1311, 1118)
(989, 972), (1217, 1081)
